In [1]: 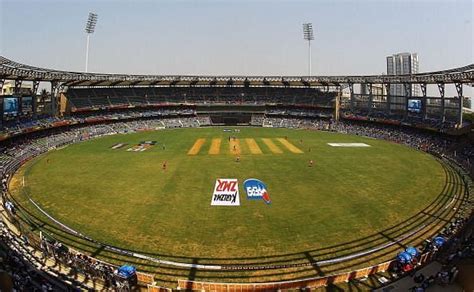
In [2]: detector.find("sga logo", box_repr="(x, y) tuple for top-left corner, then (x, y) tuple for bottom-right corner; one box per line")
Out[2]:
(244, 179), (271, 204)
(211, 178), (240, 206)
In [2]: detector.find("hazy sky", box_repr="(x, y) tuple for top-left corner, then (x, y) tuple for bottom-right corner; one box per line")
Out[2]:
(0, 0), (472, 95)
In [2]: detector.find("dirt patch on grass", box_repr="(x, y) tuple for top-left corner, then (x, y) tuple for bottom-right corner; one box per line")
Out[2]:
(8, 168), (24, 194)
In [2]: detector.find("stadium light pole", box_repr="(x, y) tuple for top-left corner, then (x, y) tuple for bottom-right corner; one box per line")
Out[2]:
(303, 23), (314, 76)
(84, 12), (98, 73)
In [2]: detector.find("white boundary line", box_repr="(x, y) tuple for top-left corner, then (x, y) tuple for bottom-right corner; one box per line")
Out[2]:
(10, 130), (466, 272)
(27, 194), (431, 270)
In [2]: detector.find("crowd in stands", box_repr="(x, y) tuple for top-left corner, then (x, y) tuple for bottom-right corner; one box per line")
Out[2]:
(2, 168), (136, 290)
(1, 105), (467, 141)
(407, 219), (474, 291)
(262, 117), (328, 130)
(0, 220), (80, 291)
(0, 108), (197, 136)
(40, 237), (132, 290)
(250, 114), (264, 126)
(0, 215), (135, 291)
(266, 107), (332, 118)
(342, 109), (461, 131)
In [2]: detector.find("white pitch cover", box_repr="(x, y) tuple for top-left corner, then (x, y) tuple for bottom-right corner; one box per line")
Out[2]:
(211, 178), (240, 206)
(327, 143), (371, 147)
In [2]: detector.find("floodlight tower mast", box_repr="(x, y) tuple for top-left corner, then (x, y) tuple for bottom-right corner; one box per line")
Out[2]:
(84, 12), (98, 73)
(303, 23), (314, 76)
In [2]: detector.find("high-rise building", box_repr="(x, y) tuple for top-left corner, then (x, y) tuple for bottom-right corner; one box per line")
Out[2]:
(386, 52), (419, 97)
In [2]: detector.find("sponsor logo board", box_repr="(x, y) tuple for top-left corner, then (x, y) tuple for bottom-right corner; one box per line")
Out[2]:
(211, 178), (240, 206)
(244, 178), (271, 204)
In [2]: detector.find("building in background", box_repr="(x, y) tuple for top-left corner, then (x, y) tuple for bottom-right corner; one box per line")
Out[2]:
(1, 81), (32, 95)
(386, 52), (420, 97)
(360, 84), (387, 96)
(360, 83), (387, 103)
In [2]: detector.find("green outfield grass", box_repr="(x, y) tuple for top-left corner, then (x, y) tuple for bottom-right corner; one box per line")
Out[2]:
(17, 127), (445, 260)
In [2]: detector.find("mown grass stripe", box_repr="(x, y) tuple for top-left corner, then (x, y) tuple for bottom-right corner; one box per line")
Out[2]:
(187, 138), (206, 155)
(229, 138), (241, 155)
(245, 138), (263, 154)
(261, 138), (283, 154)
(277, 138), (304, 154)
(208, 138), (221, 155)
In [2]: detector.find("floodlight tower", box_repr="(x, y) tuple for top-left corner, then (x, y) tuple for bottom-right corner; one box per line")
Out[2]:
(303, 23), (314, 76)
(84, 12), (98, 73)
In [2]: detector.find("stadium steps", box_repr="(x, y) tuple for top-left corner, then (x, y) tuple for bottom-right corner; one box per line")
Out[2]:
(90, 98), (111, 108)
(128, 96), (149, 106)
(69, 98), (93, 109)
(1, 208), (107, 291)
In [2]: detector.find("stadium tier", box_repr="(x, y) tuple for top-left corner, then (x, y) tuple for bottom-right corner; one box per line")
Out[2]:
(66, 87), (336, 110)
(0, 57), (473, 291)
(1, 56), (473, 131)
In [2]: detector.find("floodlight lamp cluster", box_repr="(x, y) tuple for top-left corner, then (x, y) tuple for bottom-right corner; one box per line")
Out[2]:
(85, 12), (98, 34)
(303, 23), (314, 41)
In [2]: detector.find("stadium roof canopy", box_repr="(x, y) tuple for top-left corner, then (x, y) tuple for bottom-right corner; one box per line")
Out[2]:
(1, 56), (473, 88)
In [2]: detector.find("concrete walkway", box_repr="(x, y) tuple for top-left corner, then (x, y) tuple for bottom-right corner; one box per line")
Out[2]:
(374, 261), (465, 292)
(374, 262), (441, 291)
